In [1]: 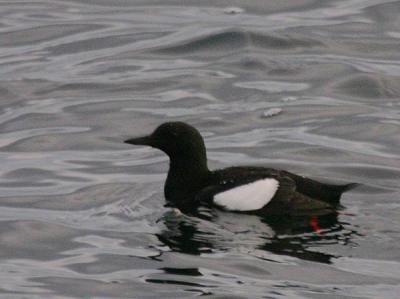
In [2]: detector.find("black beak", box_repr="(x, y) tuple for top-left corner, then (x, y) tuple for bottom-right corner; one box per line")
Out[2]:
(124, 135), (152, 146)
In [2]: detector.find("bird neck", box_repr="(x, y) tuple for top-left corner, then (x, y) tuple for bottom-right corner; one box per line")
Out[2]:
(170, 156), (209, 177)
(165, 152), (209, 203)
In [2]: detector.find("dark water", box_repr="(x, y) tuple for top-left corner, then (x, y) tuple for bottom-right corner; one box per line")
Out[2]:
(1, 0), (400, 298)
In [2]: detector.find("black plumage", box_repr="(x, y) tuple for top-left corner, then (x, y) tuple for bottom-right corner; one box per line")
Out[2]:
(125, 122), (358, 215)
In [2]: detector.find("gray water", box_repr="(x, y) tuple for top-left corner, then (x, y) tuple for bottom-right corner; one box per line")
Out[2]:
(1, 0), (400, 298)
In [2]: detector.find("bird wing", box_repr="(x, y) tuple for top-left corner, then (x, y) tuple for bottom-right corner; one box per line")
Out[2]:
(196, 167), (337, 215)
(196, 168), (297, 212)
(281, 170), (358, 205)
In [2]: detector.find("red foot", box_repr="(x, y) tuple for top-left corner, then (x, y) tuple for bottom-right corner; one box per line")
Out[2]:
(309, 215), (321, 233)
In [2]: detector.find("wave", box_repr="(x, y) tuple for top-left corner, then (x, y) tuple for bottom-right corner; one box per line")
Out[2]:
(153, 29), (324, 55)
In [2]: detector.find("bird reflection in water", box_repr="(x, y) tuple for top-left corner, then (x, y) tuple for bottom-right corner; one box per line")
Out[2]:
(156, 208), (360, 264)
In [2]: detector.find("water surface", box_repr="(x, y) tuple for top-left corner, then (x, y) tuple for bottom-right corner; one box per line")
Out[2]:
(1, 0), (400, 298)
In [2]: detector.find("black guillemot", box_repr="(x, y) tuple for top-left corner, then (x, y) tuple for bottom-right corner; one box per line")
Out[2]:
(124, 122), (358, 216)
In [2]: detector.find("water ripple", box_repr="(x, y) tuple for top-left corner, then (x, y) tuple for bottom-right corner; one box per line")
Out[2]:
(1, 0), (400, 298)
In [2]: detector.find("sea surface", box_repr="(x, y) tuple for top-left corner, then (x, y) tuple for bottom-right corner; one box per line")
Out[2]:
(1, 0), (400, 298)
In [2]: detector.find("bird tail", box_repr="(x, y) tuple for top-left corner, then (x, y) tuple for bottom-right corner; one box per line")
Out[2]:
(337, 182), (360, 193)
(328, 182), (360, 204)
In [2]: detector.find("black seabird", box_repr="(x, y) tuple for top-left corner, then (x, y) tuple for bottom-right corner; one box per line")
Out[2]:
(125, 122), (358, 215)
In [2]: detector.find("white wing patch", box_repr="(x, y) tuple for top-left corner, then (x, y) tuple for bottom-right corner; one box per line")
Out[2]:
(213, 178), (279, 211)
